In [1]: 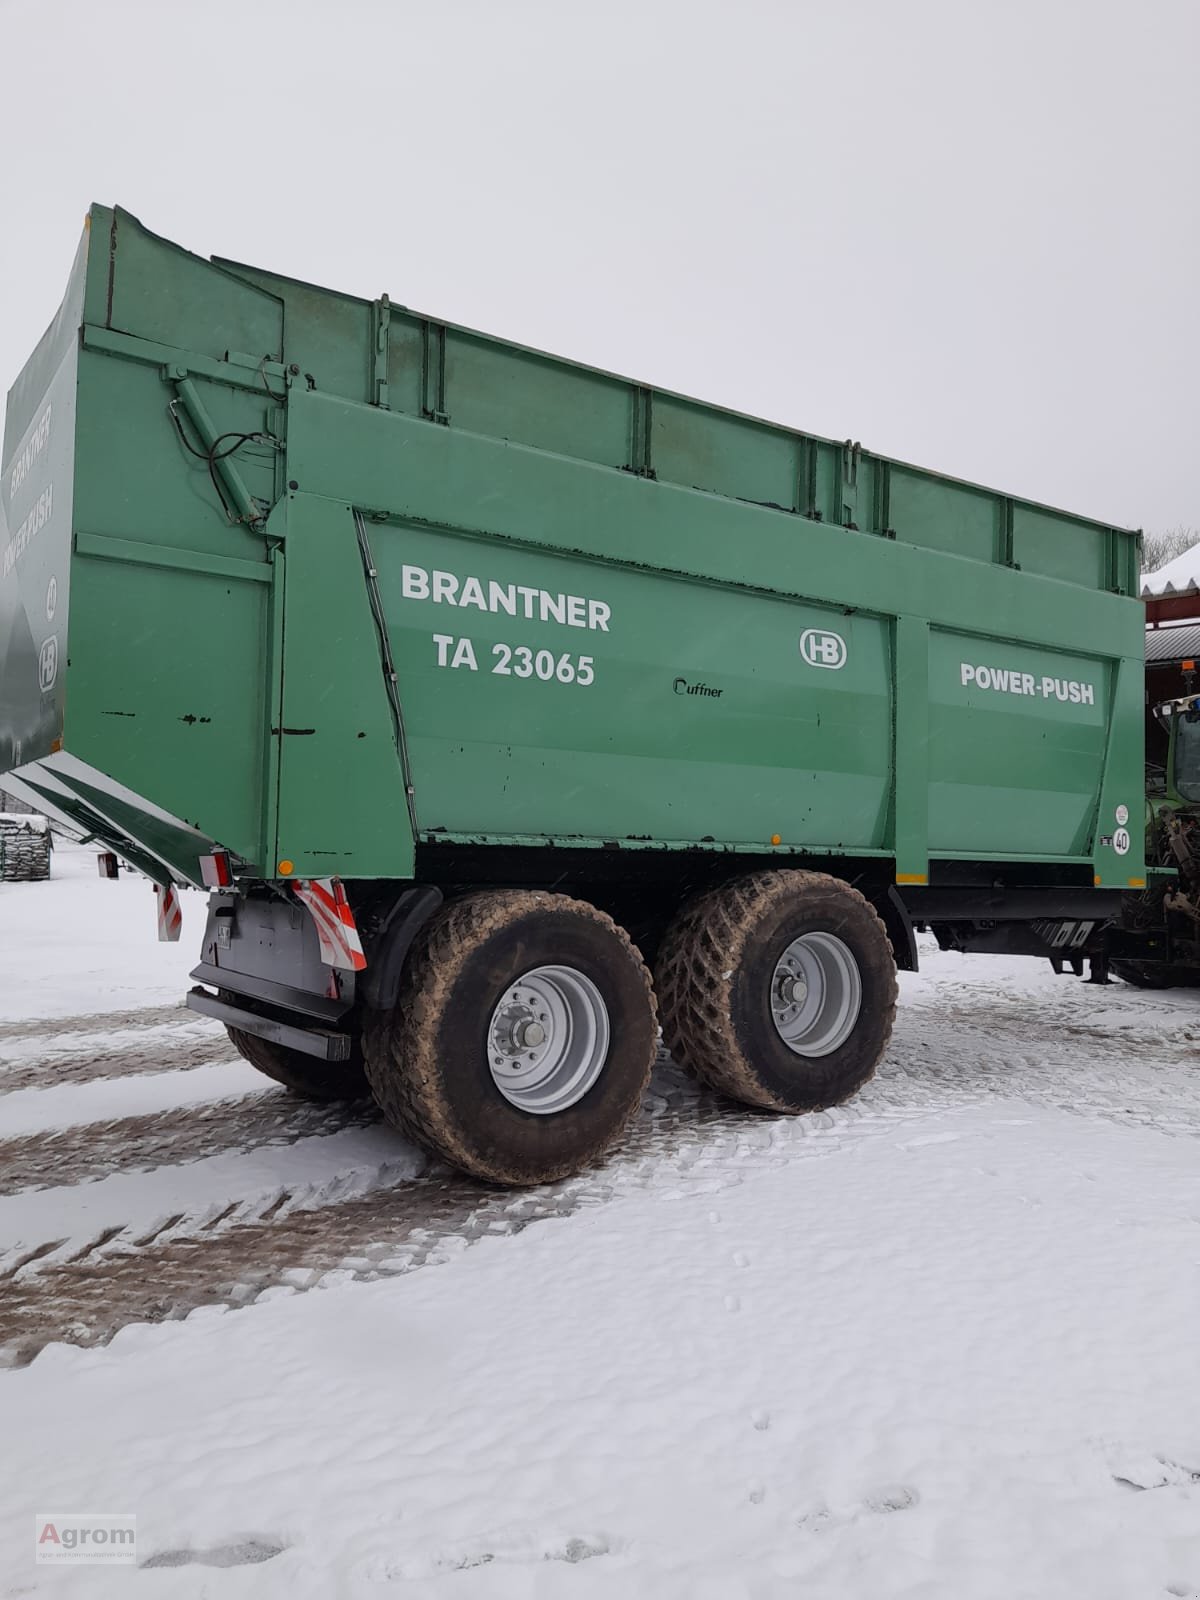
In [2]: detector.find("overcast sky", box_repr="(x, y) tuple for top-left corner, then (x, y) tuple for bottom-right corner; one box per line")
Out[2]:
(1, 0), (1196, 533)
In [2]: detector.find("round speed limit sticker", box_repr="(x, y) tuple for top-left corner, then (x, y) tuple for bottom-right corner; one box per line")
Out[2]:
(1112, 827), (1131, 856)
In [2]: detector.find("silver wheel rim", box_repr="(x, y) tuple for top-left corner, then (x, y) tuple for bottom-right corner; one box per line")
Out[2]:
(769, 932), (862, 1057)
(487, 965), (611, 1114)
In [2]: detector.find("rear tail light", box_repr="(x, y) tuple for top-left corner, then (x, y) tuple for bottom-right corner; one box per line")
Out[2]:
(199, 850), (234, 888)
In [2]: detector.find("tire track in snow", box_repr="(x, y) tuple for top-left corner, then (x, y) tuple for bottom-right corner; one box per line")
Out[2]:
(0, 1002), (190, 1044)
(0, 1172), (516, 1369)
(3, 982), (1200, 1368)
(0, 1090), (381, 1197)
(910, 997), (1200, 1060)
(0, 1124), (426, 1286)
(0, 1023), (235, 1095)
(882, 998), (1200, 1135)
(0, 1069), (741, 1367)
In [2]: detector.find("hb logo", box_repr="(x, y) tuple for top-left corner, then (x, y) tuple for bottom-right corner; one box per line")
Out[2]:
(799, 629), (847, 670)
(38, 635), (58, 692)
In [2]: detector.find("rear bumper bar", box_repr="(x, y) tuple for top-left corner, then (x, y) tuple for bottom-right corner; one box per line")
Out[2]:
(190, 959), (347, 1022)
(187, 985), (353, 1061)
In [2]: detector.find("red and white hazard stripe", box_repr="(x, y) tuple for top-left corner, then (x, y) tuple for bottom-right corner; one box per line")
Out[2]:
(155, 883), (183, 942)
(293, 877), (367, 972)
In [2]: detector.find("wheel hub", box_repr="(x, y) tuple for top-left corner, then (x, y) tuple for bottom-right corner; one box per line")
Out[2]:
(769, 932), (862, 1057)
(487, 966), (611, 1115)
(776, 972), (809, 1007)
(491, 994), (550, 1058)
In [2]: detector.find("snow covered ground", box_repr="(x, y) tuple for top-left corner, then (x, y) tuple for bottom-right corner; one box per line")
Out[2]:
(2, 845), (1199, 1597)
(0, 839), (207, 1026)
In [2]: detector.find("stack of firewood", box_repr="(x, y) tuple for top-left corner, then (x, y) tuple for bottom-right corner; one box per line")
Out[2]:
(0, 815), (51, 882)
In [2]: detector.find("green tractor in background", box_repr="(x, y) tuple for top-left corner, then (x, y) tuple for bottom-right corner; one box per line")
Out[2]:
(1110, 687), (1200, 987)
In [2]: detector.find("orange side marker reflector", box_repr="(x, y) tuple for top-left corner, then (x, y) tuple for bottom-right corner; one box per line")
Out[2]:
(1094, 874), (1103, 886)
(278, 859), (295, 876)
(1127, 877), (1146, 888)
(770, 834), (782, 846)
(896, 872), (927, 885)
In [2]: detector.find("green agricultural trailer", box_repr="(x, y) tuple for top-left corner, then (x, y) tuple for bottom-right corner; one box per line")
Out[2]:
(0, 207), (1147, 1183)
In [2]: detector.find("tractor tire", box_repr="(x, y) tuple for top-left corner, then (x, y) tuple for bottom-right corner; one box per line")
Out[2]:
(222, 994), (369, 1101)
(656, 870), (897, 1113)
(362, 891), (657, 1186)
(1110, 960), (1177, 990)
